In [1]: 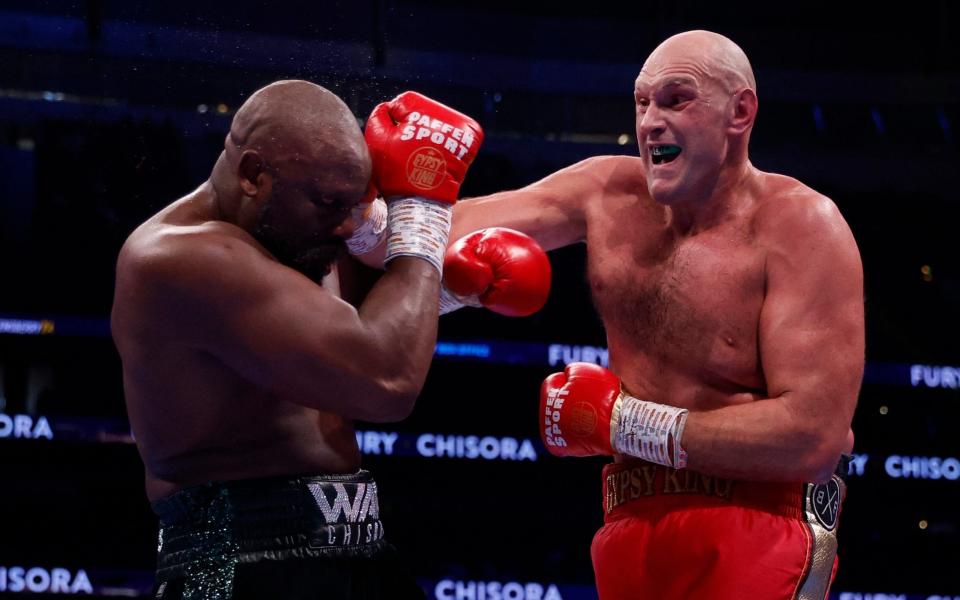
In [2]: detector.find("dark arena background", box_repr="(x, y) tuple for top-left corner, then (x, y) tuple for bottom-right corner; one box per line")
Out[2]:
(1, 1), (959, 599)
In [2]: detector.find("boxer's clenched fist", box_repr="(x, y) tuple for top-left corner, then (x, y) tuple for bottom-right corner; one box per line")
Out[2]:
(365, 91), (484, 204)
(540, 362), (689, 468)
(364, 92), (484, 273)
(441, 228), (551, 317)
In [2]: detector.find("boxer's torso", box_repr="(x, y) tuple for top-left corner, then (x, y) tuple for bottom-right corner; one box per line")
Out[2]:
(113, 192), (360, 503)
(581, 159), (850, 600)
(583, 157), (801, 412)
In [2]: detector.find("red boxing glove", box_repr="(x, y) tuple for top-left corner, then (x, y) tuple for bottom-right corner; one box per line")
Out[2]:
(365, 91), (484, 204)
(540, 363), (691, 467)
(442, 228), (551, 317)
(540, 363), (620, 456)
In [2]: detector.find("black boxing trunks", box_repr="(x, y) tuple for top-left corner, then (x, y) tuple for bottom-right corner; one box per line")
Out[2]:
(151, 471), (425, 600)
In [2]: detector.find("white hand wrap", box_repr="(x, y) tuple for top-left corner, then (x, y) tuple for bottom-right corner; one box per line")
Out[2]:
(612, 395), (689, 468)
(384, 197), (453, 275)
(346, 197), (387, 256)
(437, 285), (482, 315)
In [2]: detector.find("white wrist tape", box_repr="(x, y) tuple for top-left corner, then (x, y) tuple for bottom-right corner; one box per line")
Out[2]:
(438, 285), (483, 315)
(612, 395), (689, 468)
(346, 197), (387, 255)
(384, 197), (453, 275)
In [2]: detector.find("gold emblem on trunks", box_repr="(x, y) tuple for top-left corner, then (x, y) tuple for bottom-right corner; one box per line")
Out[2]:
(795, 475), (845, 600)
(605, 466), (734, 513)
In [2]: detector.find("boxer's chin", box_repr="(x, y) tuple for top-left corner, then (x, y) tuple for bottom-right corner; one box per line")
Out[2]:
(647, 180), (680, 206)
(253, 222), (344, 283)
(289, 243), (345, 283)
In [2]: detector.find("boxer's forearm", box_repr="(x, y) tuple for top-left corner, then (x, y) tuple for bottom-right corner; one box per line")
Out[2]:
(345, 192), (557, 270)
(343, 257), (442, 421)
(349, 192), (572, 271)
(450, 155), (637, 249)
(452, 190), (584, 252)
(680, 394), (854, 483)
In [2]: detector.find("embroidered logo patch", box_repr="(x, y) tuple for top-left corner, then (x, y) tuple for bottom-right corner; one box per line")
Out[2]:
(811, 479), (841, 531)
(406, 147), (445, 190)
(569, 401), (598, 437)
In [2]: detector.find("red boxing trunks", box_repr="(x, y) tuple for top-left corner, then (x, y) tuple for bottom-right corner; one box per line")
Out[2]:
(592, 460), (847, 600)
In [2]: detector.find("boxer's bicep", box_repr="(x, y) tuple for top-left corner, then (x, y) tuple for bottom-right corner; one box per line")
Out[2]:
(758, 198), (864, 451)
(146, 236), (418, 420)
(451, 157), (616, 250)
(215, 276), (379, 414)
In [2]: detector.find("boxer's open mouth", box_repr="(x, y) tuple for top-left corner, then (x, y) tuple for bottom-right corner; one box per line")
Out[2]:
(651, 145), (682, 165)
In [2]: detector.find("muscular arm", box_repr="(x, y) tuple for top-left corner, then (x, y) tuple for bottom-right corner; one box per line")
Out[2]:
(449, 156), (607, 251)
(353, 156), (636, 270)
(122, 227), (440, 422)
(682, 196), (864, 482)
(333, 254), (382, 308)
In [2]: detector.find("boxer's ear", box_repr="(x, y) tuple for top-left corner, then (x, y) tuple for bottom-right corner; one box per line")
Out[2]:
(237, 149), (269, 198)
(727, 88), (757, 135)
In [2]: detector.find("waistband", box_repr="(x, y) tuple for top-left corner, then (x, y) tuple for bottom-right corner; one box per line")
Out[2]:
(153, 471), (387, 580)
(601, 460), (848, 522)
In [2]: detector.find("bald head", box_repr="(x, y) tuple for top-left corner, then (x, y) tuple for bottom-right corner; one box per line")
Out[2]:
(633, 31), (759, 206)
(207, 81), (372, 281)
(226, 79), (369, 182)
(642, 30), (756, 95)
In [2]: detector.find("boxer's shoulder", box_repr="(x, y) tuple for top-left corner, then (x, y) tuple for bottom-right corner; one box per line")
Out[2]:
(120, 220), (261, 282)
(750, 172), (858, 275)
(752, 172), (843, 242)
(574, 155), (646, 189)
(115, 220), (281, 332)
(571, 155), (650, 217)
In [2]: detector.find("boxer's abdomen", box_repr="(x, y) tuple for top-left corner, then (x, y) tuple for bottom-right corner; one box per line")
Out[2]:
(587, 218), (767, 408)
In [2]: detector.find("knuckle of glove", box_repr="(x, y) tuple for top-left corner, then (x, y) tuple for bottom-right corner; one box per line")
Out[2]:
(566, 362), (616, 383)
(393, 91), (425, 112)
(542, 371), (569, 393)
(481, 286), (543, 317)
(471, 228), (552, 317)
(367, 91), (483, 204)
(443, 232), (491, 293)
(443, 256), (494, 298)
(364, 104), (392, 140)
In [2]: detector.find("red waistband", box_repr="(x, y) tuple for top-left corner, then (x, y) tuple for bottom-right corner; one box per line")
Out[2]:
(601, 461), (806, 522)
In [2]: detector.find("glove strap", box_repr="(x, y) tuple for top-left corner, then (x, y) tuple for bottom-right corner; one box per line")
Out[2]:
(346, 197), (387, 256)
(384, 197), (452, 275)
(612, 395), (689, 469)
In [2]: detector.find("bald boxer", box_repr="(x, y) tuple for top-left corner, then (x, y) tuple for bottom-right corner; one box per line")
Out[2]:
(446, 31), (864, 600)
(111, 81), (492, 599)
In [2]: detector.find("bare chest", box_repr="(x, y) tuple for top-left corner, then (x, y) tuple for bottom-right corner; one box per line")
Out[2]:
(587, 219), (766, 392)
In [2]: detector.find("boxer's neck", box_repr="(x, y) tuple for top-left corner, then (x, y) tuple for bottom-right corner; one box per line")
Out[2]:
(667, 159), (756, 236)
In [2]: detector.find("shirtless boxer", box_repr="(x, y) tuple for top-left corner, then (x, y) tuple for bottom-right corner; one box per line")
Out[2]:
(111, 81), (547, 599)
(446, 31), (864, 600)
